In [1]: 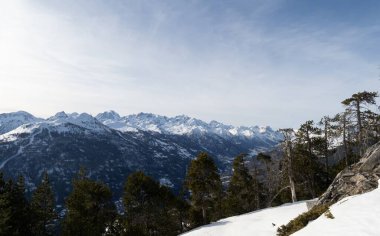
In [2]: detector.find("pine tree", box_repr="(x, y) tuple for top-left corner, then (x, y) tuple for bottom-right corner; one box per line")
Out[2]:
(294, 121), (323, 198)
(123, 171), (182, 235)
(31, 172), (57, 236)
(257, 153), (275, 207)
(342, 91), (378, 155)
(185, 152), (222, 224)
(0, 173), (12, 236)
(62, 170), (116, 236)
(224, 154), (258, 216)
(9, 175), (32, 235)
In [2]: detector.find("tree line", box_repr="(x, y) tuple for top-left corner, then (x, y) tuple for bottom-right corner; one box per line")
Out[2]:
(277, 90), (379, 203)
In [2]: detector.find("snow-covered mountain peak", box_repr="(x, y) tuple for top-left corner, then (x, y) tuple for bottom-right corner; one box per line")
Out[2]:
(46, 112), (108, 132)
(95, 110), (121, 121)
(93, 111), (282, 142)
(0, 111), (42, 135)
(49, 111), (69, 120)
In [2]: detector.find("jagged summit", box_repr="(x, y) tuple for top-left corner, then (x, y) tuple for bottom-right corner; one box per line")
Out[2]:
(0, 110), (282, 143)
(95, 110), (121, 121)
(94, 111), (282, 141)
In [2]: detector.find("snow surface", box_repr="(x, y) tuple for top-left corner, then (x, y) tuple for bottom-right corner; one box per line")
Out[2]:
(182, 181), (380, 236)
(294, 180), (380, 236)
(181, 201), (309, 236)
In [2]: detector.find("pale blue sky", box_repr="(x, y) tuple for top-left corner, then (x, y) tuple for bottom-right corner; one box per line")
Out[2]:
(0, 0), (379, 128)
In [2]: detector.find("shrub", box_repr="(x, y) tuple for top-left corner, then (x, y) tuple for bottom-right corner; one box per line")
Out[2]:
(277, 204), (330, 236)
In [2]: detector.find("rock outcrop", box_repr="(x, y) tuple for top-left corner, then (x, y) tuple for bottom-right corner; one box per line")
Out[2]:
(318, 142), (380, 205)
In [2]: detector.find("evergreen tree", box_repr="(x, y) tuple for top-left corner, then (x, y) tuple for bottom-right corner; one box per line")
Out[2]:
(62, 170), (116, 236)
(294, 121), (323, 198)
(9, 175), (32, 235)
(224, 154), (258, 216)
(185, 152), (222, 224)
(123, 171), (182, 236)
(0, 173), (12, 236)
(257, 153), (276, 207)
(31, 172), (57, 236)
(342, 91), (378, 155)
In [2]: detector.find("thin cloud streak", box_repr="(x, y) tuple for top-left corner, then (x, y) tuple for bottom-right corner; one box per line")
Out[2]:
(0, 0), (379, 128)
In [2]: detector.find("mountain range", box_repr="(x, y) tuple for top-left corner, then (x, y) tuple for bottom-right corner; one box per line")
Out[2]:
(0, 110), (282, 208)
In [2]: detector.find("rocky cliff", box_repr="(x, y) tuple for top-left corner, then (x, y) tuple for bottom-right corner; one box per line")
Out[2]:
(318, 142), (380, 205)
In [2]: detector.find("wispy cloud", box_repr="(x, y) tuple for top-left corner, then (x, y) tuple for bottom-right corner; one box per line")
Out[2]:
(0, 0), (379, 128)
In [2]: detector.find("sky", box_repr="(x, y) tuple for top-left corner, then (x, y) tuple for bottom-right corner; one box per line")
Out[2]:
(0, 0), (379, 128)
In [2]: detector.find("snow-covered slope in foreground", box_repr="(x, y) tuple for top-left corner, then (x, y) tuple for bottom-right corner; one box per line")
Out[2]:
(183, 180), (380, 236)
(294, 180), (380, 236)
(181, 201), (308, 236)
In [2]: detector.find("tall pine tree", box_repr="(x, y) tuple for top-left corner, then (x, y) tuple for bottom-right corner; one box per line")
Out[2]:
(185, 152), (222, 225)
(224, 154), (258, 216)
(123, 171), (182, 235)
(31, 172), (57, 236)
(62, 169), (116, 236)
(0, 173), (12, 236)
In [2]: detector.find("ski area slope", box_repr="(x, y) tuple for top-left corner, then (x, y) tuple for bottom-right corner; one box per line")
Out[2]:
(181, 201), (309, 236)
(294, 180), (380, 236)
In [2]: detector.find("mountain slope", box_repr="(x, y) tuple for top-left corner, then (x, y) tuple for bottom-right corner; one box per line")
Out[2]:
(0, 111), (42, 135)
(0, 111), (282, 209)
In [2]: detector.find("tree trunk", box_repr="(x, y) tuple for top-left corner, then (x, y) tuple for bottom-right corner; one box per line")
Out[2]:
(343, 114), (348, 166)
(202, 206), (207, 224)
(286, 140), (297, 203)
(289, 174), (297, 203)
(356, 100), (363, 155)
(324, 120), (329, 172)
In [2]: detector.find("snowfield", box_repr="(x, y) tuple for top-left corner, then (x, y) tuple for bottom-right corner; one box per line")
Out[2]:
(294, 180), (380, 236)
(183, 180), (380, 236)
(181, 201), (309, 236)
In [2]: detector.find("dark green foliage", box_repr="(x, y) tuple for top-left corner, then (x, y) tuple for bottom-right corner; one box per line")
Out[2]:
(0, 173), (12, 236)
(9, 176), (33, 235)
(0, 175), (33, 236)
(223, 154), (258, 216)
(30, 172), (57, 236)
(277, 204), (330, 236)
(123, 171), (183, 236)
(62, 170), (116, 236)
(185, 152), (223, 225)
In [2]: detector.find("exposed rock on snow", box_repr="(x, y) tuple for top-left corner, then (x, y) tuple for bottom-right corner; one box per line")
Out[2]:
(317, 142), (380, 205)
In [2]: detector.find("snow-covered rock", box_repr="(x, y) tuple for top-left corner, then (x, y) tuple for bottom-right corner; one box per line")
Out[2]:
(318, 141), (380, 205)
